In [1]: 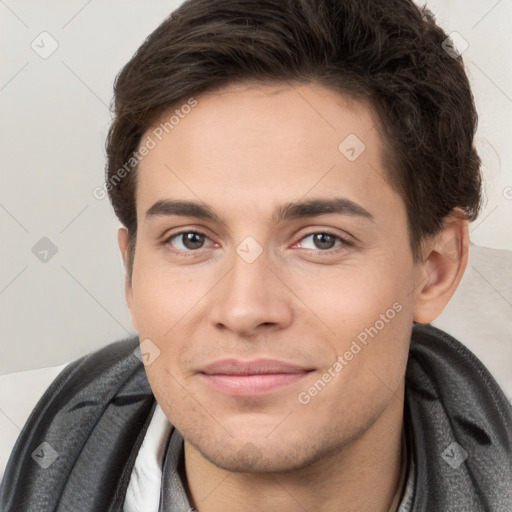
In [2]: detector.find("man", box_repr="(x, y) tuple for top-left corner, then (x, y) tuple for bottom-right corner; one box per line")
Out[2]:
(1, 0), (511, 510)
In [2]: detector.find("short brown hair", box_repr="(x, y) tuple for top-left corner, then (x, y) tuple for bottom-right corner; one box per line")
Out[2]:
(106, 0), (482, 272)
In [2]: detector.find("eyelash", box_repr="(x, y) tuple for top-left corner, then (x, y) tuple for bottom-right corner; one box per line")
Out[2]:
(163, 229), (353, 255)
(163, 230), (216, 256)
(295, 231), (354, 253)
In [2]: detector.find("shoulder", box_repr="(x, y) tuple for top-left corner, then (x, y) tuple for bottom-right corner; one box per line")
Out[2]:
(409, 323), (512, 419)
(0, 365), (67, 483)
(0, 337), (142, 484)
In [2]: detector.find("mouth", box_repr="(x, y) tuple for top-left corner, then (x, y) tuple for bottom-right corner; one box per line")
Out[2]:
(198, 358), (315, 397)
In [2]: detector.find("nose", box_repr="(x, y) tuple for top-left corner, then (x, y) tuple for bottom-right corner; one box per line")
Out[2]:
(209, 250), (293, 337)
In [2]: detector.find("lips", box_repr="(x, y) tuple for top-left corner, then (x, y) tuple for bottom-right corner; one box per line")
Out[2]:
(199, 359), (314, 397)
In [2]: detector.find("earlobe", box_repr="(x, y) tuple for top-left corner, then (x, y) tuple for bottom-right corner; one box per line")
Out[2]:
(412, 215), (469, 324)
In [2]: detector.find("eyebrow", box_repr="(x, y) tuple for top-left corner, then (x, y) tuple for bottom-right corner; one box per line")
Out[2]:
(145, 198), (374, 223)
(145, 200), (222, 222)
(273, 198), (374, 223)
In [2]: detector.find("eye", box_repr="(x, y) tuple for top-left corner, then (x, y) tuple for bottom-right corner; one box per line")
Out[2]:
(166, 231), (215, 252)
(297, 232), (348, 251)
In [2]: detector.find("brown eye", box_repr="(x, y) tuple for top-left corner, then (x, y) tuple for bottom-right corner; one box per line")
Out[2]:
(167, 231), (213, 251)
(312, 233), (337, 250)
(298, 232), (343, 251)
(182, 232), (205, 249)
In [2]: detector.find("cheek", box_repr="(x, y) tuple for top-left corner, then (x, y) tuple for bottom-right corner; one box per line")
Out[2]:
(287, 251), (414, 386)
(285, 249), (411, 330)
(143, 360), (194, 428)
(130, 247), (209, 337)
(297, 294), (412, 438)
(129, 251), (212, 403)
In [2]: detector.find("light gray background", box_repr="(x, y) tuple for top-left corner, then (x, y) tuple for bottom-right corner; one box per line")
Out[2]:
(1, 0), (512, 374)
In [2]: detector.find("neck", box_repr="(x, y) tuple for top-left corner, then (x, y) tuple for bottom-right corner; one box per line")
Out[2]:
(183, 386), (406, 512)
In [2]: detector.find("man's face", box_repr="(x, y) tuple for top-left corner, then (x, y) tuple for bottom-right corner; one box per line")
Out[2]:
(126, 82), (422, 472)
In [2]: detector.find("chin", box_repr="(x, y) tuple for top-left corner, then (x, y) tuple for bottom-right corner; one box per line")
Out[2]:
(200, 443), (310, 473)
(187, 430), (336, 475)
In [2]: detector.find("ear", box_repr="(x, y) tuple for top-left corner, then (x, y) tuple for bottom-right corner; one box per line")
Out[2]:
(117, 227), (137, 330)
(412, 212), (469, 324)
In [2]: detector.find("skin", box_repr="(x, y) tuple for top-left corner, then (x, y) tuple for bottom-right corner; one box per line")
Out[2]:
(118, 81), (469, 511)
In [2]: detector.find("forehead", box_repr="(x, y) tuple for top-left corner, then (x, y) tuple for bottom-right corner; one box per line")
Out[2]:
(135, 81), (400, 222)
